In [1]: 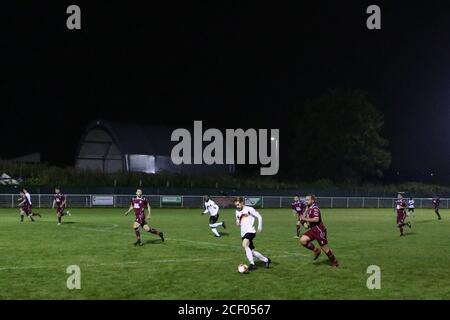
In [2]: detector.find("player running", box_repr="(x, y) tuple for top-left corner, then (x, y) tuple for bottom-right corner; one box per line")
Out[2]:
(124, 188), (165, 246)
(234, 196), (271, 271)
(299, 195), (338, 267)
(202, 195), (226, 237)
(432, 197), (442, 220)
(396, 193), (411, 236)
(21, 188), (41, 219)
(52, 187), (71, 225)
(407, 198), (415, 216)
(291, 196), (307, 238)
(18, 191), (34, 222)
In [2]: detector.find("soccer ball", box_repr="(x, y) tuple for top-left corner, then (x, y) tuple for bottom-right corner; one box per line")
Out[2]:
(237, 263), (249, 274)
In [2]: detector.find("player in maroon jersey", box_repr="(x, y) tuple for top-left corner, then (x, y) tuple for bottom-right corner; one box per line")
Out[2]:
(291, 196), (307, 238)
(299, 195), (338, 267)
(17, 191), (34, 222)
(396, 193), (411, 236)
(124, 188), (165, 246)
(21, 187), (41, 218)
(52, 187), (71, 225)
(432, 197), (442, 220)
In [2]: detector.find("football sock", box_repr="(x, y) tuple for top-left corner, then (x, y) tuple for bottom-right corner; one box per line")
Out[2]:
(211, 228), (220, 237)
(148, 227), (160, 235)
(324, 249), (337, 262)
(134, 228), (141, 239)
(436, 211), (441, 219)
(302, 241), (316, 251)
(245, 247), (255, 265)
(20, 215), (24, 222)
(296, 225), (301, 236)
(58, 216), (62, 223)
(252, 250), (269, 263)
(209, 222), (223, 228)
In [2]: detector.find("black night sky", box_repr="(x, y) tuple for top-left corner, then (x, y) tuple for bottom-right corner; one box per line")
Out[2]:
(2, 1), (450, 181)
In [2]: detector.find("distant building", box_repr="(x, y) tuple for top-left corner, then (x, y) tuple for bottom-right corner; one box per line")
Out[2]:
(75, 120), (234, 175)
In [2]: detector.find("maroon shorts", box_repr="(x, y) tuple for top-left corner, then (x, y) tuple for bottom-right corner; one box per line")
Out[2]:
(56, 206), (65, 214)
(397, 211), (406, 225)
(135, 214), (147, 226)
(304, 226), (328, 246)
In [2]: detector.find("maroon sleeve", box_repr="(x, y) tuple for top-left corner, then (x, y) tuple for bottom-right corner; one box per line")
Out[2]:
(309, 207), (320, 218)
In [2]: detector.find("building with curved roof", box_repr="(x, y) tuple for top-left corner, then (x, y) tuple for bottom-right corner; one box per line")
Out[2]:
(75, 120), (234, 175)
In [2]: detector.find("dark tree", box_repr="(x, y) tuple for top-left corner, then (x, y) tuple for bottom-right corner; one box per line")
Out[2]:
(290, 90), (391, 182)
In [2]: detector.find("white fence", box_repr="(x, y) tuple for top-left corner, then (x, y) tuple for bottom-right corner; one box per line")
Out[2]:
(0, 194), (447, 209)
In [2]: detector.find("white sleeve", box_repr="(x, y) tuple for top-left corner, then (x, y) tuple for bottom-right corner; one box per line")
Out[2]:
(249, 207), (263, 230)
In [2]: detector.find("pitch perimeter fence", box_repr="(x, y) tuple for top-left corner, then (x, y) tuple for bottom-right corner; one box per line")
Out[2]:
(0, 194), (447, 209)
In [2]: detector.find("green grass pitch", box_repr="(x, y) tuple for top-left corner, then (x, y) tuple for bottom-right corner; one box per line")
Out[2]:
(0, 207), (449, 299)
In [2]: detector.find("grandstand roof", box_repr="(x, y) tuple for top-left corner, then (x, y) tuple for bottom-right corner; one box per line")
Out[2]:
(81, 120), (175, 156)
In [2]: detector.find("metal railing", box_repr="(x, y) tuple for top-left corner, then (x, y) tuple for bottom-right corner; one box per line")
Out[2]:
(0, 194), (447, 209)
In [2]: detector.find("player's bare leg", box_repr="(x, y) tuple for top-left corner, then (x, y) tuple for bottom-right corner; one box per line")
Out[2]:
(242, 239), (256, 270)
(299, 234), (321, 260)
(143, 224), (165, 242)
(19, 209), (25, 222)
(320, 244), (338, 267)
(57, 212), (63, 225)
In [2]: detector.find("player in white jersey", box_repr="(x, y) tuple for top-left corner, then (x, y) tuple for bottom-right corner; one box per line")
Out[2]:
(22, 188), (41, 218)
(202, 195), (226, 237)
(234, 196), (271, 271)
(407, 198), (415, 216)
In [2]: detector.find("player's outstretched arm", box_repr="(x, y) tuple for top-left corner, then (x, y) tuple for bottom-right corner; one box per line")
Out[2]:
(253, 210), (263, 232)
(124, 205), (133, 215)
(303, 216), (319, 223)
(146, 204), (151, 220)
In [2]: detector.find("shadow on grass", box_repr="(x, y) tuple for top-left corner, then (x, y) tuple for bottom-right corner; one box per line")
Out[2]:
(143, 239), (165, 245)
(313, 259), (334, 266)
